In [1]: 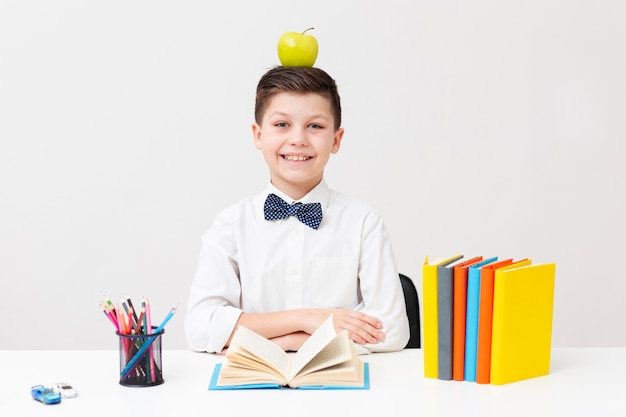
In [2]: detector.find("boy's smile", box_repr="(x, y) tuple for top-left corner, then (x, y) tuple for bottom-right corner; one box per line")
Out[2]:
(252, 92), (344, 200)
(283, 154), (311, 162)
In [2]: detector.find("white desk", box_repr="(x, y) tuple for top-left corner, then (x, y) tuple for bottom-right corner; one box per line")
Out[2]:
(1, 348), (624, 416)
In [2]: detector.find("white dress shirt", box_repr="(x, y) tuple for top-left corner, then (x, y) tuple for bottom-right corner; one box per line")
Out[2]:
(184, 180), (409, 353)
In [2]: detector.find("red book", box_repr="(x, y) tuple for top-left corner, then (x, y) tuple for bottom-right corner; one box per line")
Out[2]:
(452, 256), (483, 381)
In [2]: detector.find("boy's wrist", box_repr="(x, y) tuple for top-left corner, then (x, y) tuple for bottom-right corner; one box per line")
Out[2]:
(298, 308), (331, 335)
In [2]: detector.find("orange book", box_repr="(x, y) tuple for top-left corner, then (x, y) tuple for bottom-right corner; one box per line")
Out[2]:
(451, 256), (483, 381)
(475, 258), (530, 384)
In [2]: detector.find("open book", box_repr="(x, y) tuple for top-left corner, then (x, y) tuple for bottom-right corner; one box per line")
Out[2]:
(209, 315), (368, 390)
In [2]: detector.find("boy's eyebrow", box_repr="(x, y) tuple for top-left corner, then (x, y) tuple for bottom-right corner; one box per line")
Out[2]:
(269, 111), (330, 121)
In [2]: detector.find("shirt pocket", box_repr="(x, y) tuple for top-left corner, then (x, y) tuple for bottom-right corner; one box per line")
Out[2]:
(310, 257), (359, 308)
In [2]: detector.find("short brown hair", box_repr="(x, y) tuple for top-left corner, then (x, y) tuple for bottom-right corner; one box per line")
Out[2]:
(254, 66), (342, 130)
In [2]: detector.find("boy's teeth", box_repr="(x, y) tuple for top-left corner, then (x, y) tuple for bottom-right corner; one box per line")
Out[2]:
(285, 155), (309, 161)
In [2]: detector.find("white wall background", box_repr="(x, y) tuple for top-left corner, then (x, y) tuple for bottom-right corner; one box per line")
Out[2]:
(1, 1), (624, 350)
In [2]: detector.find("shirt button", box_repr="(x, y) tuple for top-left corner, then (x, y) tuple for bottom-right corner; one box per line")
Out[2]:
(289, 267), (299, 275)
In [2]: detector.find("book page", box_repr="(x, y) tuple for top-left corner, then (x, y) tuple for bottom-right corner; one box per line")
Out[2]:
(290, 339), (364, 387)
(218, 362), (286, 386)
(223, 347), (283, 375)
(294, 330), (353, 378)
(289, 314), (338, 379)
(225, 325), (291, 379)
(291, 358), (364, 387)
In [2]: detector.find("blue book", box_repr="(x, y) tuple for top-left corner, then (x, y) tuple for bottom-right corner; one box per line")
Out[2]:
(464, 256), (498, 382)
(209, 363), (370, 390)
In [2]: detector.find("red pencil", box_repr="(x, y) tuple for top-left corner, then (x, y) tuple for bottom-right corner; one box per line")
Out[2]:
(136, 307), (145, 335)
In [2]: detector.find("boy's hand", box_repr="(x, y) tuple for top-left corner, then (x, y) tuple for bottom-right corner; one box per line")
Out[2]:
(303, 309), (385, 345)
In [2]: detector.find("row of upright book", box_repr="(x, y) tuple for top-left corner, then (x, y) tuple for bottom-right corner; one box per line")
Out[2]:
(422, 255), (556, 385)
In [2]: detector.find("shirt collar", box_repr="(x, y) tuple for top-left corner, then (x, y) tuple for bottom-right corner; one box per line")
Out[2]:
(265, 180), (331, 213)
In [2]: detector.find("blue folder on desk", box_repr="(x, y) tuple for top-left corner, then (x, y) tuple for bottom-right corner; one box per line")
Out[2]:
(208, 363), (370, 390)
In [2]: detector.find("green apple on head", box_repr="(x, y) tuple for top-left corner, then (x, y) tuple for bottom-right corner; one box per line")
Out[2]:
(277, 27), (319, 68)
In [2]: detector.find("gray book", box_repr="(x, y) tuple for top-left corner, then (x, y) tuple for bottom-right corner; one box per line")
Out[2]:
(437, 256), (465, 380)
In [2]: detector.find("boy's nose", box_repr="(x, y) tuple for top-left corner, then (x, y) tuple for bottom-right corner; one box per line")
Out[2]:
(288, 128), (308, 146)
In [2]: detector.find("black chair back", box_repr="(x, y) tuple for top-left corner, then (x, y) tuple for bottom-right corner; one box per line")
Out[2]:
(400, 273), (421, 348)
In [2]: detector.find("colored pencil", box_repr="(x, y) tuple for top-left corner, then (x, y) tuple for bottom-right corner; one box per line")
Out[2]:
(145, 297), (154, 382)
(126, 295), (139, 325)
(101, 303), (119, 331)
(120, 303), (178, 379)
(136, 307), (145, 335)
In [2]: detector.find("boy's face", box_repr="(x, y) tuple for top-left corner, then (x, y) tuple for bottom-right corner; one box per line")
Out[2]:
(252, 92), (344, 199)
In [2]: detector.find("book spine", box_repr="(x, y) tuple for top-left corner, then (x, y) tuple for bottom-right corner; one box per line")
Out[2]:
(464, 267), (481, 382)
(452, 266), (468, 381)
(475, 268), (496, 384)
(437, 266), (454, 380)
(422, 263), (439, 379)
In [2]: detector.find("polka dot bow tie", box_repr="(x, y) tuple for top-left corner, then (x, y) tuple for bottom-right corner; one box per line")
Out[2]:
(264, 193), (323, 230)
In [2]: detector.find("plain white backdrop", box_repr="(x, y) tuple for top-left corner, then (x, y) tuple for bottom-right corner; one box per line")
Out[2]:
(1, 1), (624, 349)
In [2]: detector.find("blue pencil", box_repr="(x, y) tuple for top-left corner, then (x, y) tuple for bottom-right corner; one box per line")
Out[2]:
(120, 303), (179, 379)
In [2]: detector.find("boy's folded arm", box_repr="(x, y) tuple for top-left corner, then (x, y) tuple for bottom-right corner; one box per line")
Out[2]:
(185, 215), (244, 353)
(351, 300), (410, 352)
(353, 282), (410, 352)
(268, 332), (310, 352)
(185, 302), (242, 353)
(315, 309), (385, 345)
(352, 212), (411, 352)
(362, 319), (410, 352)
(229, 310), (307, 343)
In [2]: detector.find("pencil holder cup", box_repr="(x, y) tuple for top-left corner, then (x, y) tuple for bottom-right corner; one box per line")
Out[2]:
(117, 327), (165, 387)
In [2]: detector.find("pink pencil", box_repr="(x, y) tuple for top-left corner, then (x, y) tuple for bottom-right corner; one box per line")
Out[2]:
(145, 297), (155, 382)
(101, 302), (119, 331)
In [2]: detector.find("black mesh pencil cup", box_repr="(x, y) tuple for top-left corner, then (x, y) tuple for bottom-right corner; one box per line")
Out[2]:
(117, 328), (164, 387)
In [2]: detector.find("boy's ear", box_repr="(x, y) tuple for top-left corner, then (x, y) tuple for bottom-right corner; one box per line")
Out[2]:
(331, 128), (345, 154)
(252, 123), (263, 150)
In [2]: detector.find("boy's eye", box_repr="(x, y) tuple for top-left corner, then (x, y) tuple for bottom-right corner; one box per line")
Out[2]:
(309, 123), (323, 129)
(274, 122), (288, 128)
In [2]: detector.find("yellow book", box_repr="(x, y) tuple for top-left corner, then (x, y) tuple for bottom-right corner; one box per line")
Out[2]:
(490, 263), (556, 385)
(422, 254), (462, 378)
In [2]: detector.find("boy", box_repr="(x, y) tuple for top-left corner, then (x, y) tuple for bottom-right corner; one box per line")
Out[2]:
(185, 66), (409, 353)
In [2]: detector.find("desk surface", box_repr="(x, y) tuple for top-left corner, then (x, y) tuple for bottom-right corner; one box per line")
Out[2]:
(1, 348), (624, 416)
